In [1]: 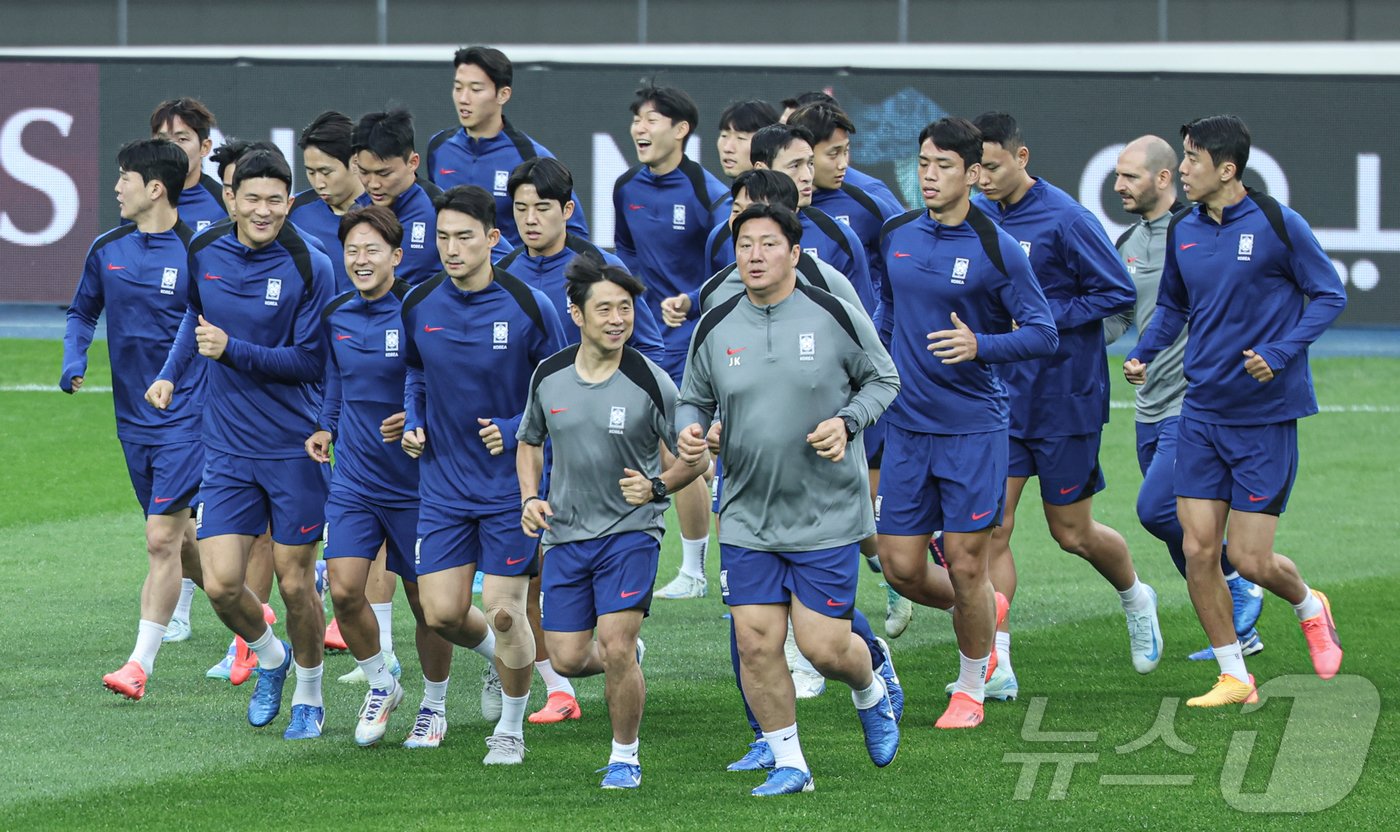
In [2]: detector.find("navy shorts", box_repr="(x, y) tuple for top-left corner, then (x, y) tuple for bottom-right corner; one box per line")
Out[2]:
(1008, 432), (1107, 506)
(415, 501), (539, 578)
(323, 489), (420, 580)
(1174, 417), (1297, 515)
(719, 541), (859, 619)
(541, 531), (660, 632)
(877, 425), (1007, 535)
(863, 416), (887, 468)
(198, 451), (328, 545)
(121, 439), (202, 516)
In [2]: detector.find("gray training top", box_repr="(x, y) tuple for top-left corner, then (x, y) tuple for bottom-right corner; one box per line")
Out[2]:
(677, 284), (900, 552)
(518, 345), (679, 549)
(1106, 208), (1188, 423)
(700, 252), (870, 319)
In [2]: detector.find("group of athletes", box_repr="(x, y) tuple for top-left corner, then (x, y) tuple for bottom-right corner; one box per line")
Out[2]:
(61, 45), (1347, 796)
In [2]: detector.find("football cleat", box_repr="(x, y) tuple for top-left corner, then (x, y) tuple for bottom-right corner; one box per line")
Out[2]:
(855, 680), (900, 767)
(324, 618), (349, 652)
(656, 570), (707, 599)
(1187, 673), (1258, 707)
(247, 641), (291, 727)
(338, 652), (402, 685)
(1300, 590), (1342, 679)
(102, 660), (147, 701)
(162, 618), (191, 643)
(480, 663), (504, 722)
(283, 703), (324, 740)
(1229, 575), (1265, 636)
(935, 691), (985, 729)
(727, 739), (775, 772)
(206, 641), (236, 680)
(528, 691), (582, 724)
(598, 761), (642, 790)
(884, 583), (913, 639)
(874, 636), (903, 722)
(403, 708), (447, 748)
(1125, 583), (1163, 674)
(1188, 628), (1264, 661)
(751, 766), (814, 797)
(229, 636), (258, 686)
(355, 682), (405, 747)
(945, 665), (1019, 702)
(482, 732), (526, 765)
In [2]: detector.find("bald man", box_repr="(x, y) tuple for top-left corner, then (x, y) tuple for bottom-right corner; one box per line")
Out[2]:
(1106, 136), (1264, 661)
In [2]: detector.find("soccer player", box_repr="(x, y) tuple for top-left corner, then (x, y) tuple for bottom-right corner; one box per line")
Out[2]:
(971, 111), (1161, 692)
(1126, 115), (1345, 706)
(716, 99), (779, 181)
(1107, 136), (1266, 659)
(613, 83), (729, 601)
(517, 256), (709, 788)
(427, 46), (588, 259)
(400, 185), (567, 764)
(150, 98), (226, 232)
(147, 149), (335, 739)
(63, 139), (204, 700)
(352, 108), (442, 286)
(291, 111), (366, 293)
(678, 203), (901, 796)
(877, 118), (1059, 728)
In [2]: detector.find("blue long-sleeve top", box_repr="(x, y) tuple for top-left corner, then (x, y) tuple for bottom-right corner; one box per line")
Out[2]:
(880, 206), (1058, 436)
(289, 191), (351, 292)
(353, 181), (442, 286)
(157, 222), (334, 459)
(427, 120), (590, 260)
(811, 166), (905, 298)
(319, 280), (419, 507)
(1129, 193), (1346, 426)
(400, 268), (566, 511)
(495, 234), (665, 362)
(178, 174), (228, 233)
(973, 179), (1135, 438)
(62, 221), (204, 445)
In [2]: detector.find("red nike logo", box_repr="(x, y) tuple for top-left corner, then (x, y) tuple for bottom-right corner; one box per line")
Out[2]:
(1059, 484), (1082, 496)
(506, 555), (528, 566)
(971, 509), (994, 521)
(1125, 257), (1138, 263)
(1248, 494), (1270, 503)
(550, 407), (568, 414)
(620, 589), (642, 598)
(1179, 242), (1199, 250)
(203, 273), (222, 280)
(336, 334), (352, 340)
(826, 598), (845, 608)
(300, 524), (321, 534)
(107, 263), (126, 271)
(726, 347), (746, 355)
(438, 168), (457, 175)
(628, 204), (645, 211)
(153, 496), (174, 504)
(423, 325), (444, 333)
(892, 251), (911, 258)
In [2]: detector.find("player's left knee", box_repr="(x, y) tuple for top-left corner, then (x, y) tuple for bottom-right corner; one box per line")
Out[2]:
(486, 594), (534, 669)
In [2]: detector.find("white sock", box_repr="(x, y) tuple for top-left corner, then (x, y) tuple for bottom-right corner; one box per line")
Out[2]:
(536, 658), (575, 696)
(1213, 640), (1248, 683)
(129, 619), (166, 674)
(422, 675), (449, 713)
(609, 738), (640, 765)
(247, 626), (286, 669)
(680, 536), (708, 579)
(1223, 570), (1241, 582)
(292, 662), (324, 707)
(495, 691), (529, 737)
(357, 652), (396, 691)
(762, 723), (809, 773)
(953, 651), (989, 703)
(173, 579), (196, 621)
(850, 673), (886, 710)
(471, 628), (496, 661)
(371, 602), (394, 654)
(1118, 576), (1151, 611)
(1293, 586), (1323, 620)
(995, 631), (1013, 675)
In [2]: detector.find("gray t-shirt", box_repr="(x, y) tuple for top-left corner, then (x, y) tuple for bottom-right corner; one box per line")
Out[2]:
(518, 345), (679, 549)
(677, 284), (900, 552)
(700, 252), (870, 320)
(1107, 208), (1188, 423)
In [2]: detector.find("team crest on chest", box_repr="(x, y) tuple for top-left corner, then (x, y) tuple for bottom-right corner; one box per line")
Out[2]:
(835, 215), (850, 225)
(1237, 233), (1254, 261)
(264, 278), (282, 306)
(493, 170), (509, 195)
(803, 247), (818, 258)
(799, 332), (815, 361)
(1019, 241), (1032, 258)
(160, 267), (178, 295)
(608, 406), (627, 434)
(385, 328), (400, 357)
(951, 257), (969, 285)
(410, 222), (426, 249)
(493, 321), (509, 349)
(196, 220), (211, 232)
(672, 204), (686, 229)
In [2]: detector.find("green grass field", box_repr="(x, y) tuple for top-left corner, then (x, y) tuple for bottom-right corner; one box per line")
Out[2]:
(2, 338), (1396, 830)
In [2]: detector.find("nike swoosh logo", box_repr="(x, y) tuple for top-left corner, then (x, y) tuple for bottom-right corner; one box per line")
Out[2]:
(781, 732), (795, 741)
(438, 168), (457, 175)
(1059, 484), (1082, 496)
(892, 252), (911, 258)
(336, 334), (352, 340)
(1179, 242), (1199, 250)
(1125, 257), (1138, 263)
(1248, 494), (1270, 503)
(1145, 625), (1160, 662)
(826, 598), (844, 607)
(621, 590), (642, 598)
(550, 408), (568, 414)
(107, 264), (126, 271)
(300, 524), (321, 534)
(423, 325), (444, 333)
(971, 509), (994, 521)
(726, 347), (746, 355)
(628, 204), (645, 210)
(506, 555), (528, 565)
(153, 496), (174, 504)
(203, 273), (222, 280)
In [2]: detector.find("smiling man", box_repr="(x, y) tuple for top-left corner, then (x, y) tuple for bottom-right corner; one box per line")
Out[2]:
(352, 108), (443, 286)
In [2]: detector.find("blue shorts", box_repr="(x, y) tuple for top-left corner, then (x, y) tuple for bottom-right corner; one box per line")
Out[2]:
(719, 542), (859, 619)
(541, 531), (660, 632)
(1174, 417), (1297, 515)
(710, 455), (724, 513)
(1008, 432), (1107, 506)
(877, 425), (1007, 535)
(198, 451), (328, 545)
(863, 416), (887, 468)
(121, 439), (202, 516)
(324, 489), (420, 581)
(415, 501), (538, 578)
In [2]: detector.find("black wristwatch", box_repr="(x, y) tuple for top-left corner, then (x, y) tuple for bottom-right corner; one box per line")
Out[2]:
(842, 416), (861, 442)
(650, 477), (669, 502)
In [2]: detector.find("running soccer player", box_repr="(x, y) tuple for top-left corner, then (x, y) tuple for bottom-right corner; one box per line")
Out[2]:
(613, 83), (729, 601)
(292, 111), (366, 293)
(678, 203), (901, 796)
(1125, 115), (1345, 706)
(971, 111), (1161, 692)
(400, 185), (567, 764)
(150, 98), (226, 232)
(353, 108), (442, 286)
(64, 139), (204, 700)
(716, 99), (779, 181)
(147, 149), (335, 739)
(1107, 135), (1266, 660)
(517, 256), (710, 789)
(428, 45), (588, 259)
(877, 118), (1059, 728)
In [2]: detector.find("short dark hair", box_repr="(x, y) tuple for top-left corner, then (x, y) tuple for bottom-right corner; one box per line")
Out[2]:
(433, 184), (495, 230)
(453, 45), (512, 89)
(785, 102), (856, 145)
(507, 157), (573, 204)
(1181, 115), (1251, 181)
(718, 99), (779, 134)
(629, 83), (700, 142)
(117, 139), (188, 208)
(149, 97), (216, 143)
(299, 110), (356, 167)
(564, 254), (646, 310)
(210, 139), (252, 181)
(781, 91), (839, 111)
(231, 149), (293, 194)
(973, 111), (1024, 151)
(353, 108), (416, 162)
(749, 123), (815, 168)
(732, 169), (799, 211)
(732, 203), (803, 250)
(918, 117), (983, 170)
(338, 204), (404, 247)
